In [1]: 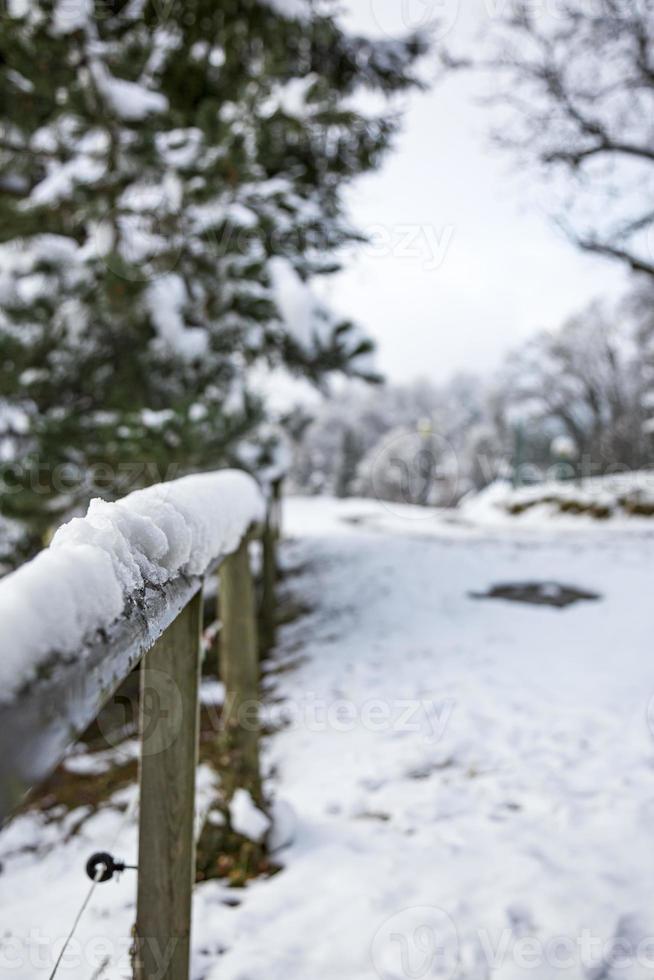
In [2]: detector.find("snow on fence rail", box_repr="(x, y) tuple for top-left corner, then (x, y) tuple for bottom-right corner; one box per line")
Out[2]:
(0, 469), (282, 980)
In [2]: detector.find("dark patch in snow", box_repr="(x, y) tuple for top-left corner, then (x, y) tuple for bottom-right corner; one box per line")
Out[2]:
(355, 810), (391, 822)
(406, 758), (455, 780)
(469, 581), (601, 608)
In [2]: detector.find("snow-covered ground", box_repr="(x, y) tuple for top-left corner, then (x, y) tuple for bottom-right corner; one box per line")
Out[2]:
(2, 495), (654, 979)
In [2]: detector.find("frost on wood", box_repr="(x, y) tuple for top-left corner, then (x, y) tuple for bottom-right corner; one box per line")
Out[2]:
(0, 471), (264, 700)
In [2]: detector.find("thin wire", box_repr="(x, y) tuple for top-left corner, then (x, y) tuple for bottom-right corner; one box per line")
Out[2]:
(48, 782), (140, 980)
(48, 865), (104, 980)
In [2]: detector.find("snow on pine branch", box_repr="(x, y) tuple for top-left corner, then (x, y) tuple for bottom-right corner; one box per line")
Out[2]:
(91, 65), (169, 122)
(49, 0), (170, 120)
(269, 258), (376, 375)
(0, 471), (264, 700)
(259, 0), (309, 20)
(146, 275), (210, 361)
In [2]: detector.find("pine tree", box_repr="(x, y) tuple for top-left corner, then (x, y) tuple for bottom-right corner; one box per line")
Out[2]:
(0, 0), (425, 561)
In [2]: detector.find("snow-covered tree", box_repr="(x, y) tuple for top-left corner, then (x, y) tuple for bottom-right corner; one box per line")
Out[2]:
(442, 0), (654, 278)
(495, 297), (650, 473)
(291, 374), (489, 503)
(292, 290), (654, 504)
(0, 0), (425, 561)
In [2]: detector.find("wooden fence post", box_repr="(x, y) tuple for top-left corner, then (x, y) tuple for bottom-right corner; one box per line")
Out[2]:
(197, 537), (264, 884)
(260, 478), (282, 653)
(260, 510), (277, 654)
(134, 589), (202, 980)
(271, 477), (282, 540)
(218, 537), (262, 805)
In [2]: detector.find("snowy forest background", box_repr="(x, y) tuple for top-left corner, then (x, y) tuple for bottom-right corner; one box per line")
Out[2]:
(2, 0), (654, 568)
(290, 283), (654, 503)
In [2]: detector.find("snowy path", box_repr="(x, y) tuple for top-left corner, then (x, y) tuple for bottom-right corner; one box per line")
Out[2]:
(2, 496), (654, 979)
(213, 499), (654, 980)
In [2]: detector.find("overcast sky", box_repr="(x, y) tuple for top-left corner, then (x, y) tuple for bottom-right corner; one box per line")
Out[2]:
(327, 0), (630, 385)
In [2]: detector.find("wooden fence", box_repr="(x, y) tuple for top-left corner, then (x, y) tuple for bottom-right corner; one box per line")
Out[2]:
(0, 474), (282, 980)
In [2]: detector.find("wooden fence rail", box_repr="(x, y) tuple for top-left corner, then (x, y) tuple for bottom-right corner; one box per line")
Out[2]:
(0, 474), (282, 980)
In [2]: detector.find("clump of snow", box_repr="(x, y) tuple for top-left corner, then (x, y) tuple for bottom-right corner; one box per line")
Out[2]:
(260, 0), (309, 19)
(458, 480), (515, 525)
(91, 64), (168, 122)
(28, 156), (106, 207)
(200, 679), (225, 707)
(267, 798), (297, 852)
(268, 258), (317, 347)
(0, 471), (264, 700)
(229, 789), (271, 843)
(268, 257), (374, 375)
(0, 403), (30, 438)
(260, 75), (316, 119)
(189, 402), (208, 423)
(141, 408), (175, 430)
(0, 545), (124, 695)
(52, 0), (93, 35)
(146, 275), (209, 361)
(241, 424), (293, 487)
(156, 127), (204, 169)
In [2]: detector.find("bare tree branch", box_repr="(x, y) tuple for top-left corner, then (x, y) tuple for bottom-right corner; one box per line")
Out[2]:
(576, 239), (654, 278)
(440, 1), (654, 279)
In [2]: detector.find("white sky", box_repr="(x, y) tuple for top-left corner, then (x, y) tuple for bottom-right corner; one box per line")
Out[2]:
(328, 0), (630, 384)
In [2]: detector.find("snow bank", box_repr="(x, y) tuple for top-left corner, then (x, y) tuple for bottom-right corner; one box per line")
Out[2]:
(461, 472), (654, 526)
(0, 471), (264, 700)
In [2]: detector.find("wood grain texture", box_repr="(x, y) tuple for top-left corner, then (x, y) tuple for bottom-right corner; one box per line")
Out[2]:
(260, 514), (277, 654)
(134, 589), (202, 980)
(219, 538), (262, 804)
(0, 569), (208, 825)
